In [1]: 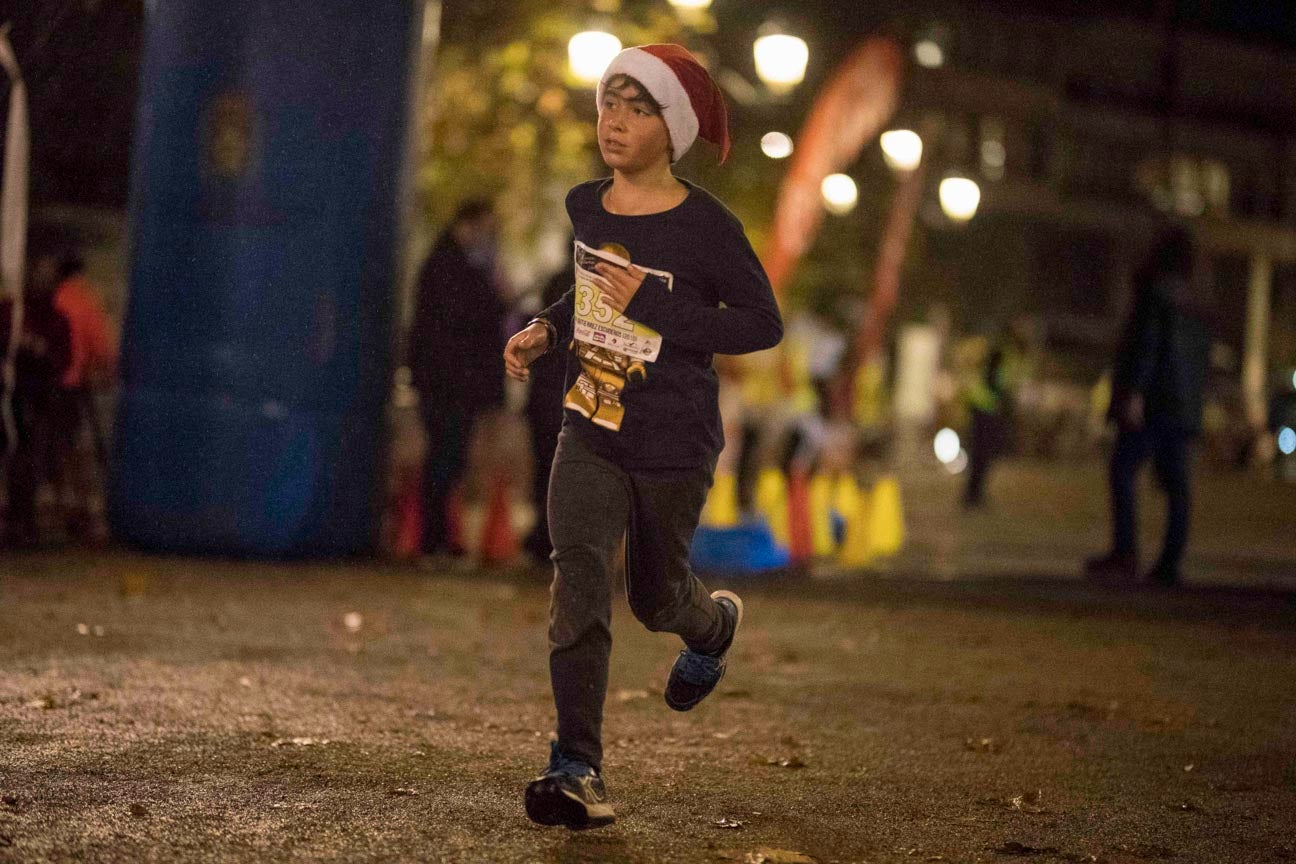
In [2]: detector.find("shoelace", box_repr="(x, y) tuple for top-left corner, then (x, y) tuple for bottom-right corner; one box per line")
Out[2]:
(673, 648), (723, 684)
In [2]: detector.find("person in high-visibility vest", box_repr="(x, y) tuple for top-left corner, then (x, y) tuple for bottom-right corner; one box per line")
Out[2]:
(961, 318), (1031, 509)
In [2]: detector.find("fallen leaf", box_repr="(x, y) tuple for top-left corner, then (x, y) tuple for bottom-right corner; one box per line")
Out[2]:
(714, 817), (745, 829)
(270, 737), (330, 748)
(614, 689), (650, 703)
(745, 849), (818, 864)
(389, 787), (419, 796)
(965, 737), (1001, 754)
(238, 677), (253, 688)
(1182, 764), (1195, 772)
(76, 623), (90, 636)
(343, 612), (364, 633)
(92, 626), (106, 638)
(129, 803), (149, 818)
(1010, 790), (1046, 813)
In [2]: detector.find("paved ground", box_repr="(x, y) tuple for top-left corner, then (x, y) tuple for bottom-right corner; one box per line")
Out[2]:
(2, 533), (1294, 862)
(879, 455), (1296, 587)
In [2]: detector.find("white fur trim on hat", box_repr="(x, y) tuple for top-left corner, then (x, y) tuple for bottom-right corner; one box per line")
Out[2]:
(596, 48), (700, 163)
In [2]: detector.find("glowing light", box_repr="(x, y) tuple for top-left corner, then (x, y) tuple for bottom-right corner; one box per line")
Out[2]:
(934, 427), (961, 464)
(754, 33), (809, 93)
(667, 0), (713, 8)
(761, 131), (794, 159)
(880, 129), (923, 172)
(939, 176), (981, 222)
(914, 39), (944, 68)
(820, 174), (858, 215)
(1279, 427), (1296, 456)
(568, 31), (622, 86)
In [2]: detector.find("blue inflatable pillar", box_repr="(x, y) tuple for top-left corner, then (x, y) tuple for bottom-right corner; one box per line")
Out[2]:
(111, 2), (422, 555)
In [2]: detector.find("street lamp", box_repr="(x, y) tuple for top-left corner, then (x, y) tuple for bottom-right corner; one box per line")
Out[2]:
(913, 39), (945, 69)
(761, 131), (794, 159)
(939, 176), (980, 222)
(821, 173), (858, 215)
(880, 129), (923, 172)
(568, 31), (622, 87)
(753, 31), (808, 94)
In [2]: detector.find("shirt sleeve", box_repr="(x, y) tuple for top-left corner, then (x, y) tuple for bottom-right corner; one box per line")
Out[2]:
(537, 288), (575, 349)
(622, 213), (783, 355)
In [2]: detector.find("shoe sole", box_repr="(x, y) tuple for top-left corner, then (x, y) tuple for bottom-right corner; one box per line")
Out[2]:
(524, 778), (615, 830)
(664, 590), (744, 713)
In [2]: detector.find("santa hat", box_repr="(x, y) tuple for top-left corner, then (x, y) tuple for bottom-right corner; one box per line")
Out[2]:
(596, 44), (731, 164)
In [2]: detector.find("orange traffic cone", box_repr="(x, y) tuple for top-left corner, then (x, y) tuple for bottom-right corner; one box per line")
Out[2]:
(479, 470), (518, 564)
(394, 470), (422, 559)
(786, 468), (814, 564)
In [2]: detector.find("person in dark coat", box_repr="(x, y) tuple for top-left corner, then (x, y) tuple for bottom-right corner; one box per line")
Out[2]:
(1085, 226), (1211, 586)
(2, 249), (73, 547)
(406, 199), (506, 558)
(522, 250), (575, 563)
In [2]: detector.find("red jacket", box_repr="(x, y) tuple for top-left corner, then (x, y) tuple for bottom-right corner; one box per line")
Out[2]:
(54, 276), (118, 389)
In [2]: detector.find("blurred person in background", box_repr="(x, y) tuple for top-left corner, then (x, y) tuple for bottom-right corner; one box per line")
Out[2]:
(50, 248), (118, 541)
(961, 317), (1032, 509)
(1085, 226), (1211, 587)
(406, 199), (507, 562)
(2, 247), (72, 548)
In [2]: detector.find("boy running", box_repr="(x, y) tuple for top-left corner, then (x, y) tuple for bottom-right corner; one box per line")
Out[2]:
(503, 44), (783, 830)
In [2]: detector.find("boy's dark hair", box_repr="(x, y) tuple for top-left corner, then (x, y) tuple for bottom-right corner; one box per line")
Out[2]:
(602, 73), (665, 116)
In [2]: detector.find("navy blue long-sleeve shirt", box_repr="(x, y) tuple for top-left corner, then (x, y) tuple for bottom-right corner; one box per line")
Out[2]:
(538, 178), (783, 470)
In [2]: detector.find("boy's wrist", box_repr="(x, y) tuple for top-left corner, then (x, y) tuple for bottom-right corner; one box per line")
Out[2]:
(527, 317), (558, 353)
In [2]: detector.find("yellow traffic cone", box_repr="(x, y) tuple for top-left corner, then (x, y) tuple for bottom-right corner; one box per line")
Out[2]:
(868, 475), (905, 556)
(809, 473), (836, 557)
(701, 471), (741, 528)
(835, 474), (874, 567)
(754, 467), (790, 550)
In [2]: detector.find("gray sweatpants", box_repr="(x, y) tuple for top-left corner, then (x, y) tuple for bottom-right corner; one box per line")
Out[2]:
(546, 426), (729, 771)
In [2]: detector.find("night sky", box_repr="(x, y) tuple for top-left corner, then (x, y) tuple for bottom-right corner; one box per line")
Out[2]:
(1, 0), (1293, 210)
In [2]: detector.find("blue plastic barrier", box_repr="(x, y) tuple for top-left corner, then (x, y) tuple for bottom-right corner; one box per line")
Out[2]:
(111, 1), (421, 555)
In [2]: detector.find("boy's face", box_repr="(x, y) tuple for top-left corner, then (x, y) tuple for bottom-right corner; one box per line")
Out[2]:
(598, 83), (672, 173)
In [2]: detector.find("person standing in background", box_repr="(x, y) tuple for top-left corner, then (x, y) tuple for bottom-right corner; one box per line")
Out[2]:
(1085, 226), (1211, 587)
(2, 248), (72, 547)
(51, 249), (118, 541)
(962, 318), (1031, 509)
(406, 200), (507, 562)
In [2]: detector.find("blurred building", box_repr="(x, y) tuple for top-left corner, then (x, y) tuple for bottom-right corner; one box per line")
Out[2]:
(870, 3), (1296, 436)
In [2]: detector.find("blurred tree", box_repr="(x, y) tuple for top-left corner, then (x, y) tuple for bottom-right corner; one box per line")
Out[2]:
(419, 0), (688, 278)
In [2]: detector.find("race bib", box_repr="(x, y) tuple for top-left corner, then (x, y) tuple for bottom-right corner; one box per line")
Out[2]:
(571, 240), (671, 363)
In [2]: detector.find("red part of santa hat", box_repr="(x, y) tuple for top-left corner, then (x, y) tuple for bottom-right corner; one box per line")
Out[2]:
(597, 44), (731, 164)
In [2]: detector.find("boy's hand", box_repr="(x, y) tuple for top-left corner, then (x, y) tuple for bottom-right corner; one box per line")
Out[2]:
(593, 261), (647, 315)
(504, 321), (552, 382)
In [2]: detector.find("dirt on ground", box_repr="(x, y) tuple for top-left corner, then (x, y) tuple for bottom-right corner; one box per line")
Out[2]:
(2, 551), (1295, 863)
